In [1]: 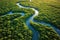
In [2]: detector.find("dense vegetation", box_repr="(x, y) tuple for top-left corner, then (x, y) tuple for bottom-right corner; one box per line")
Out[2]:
(0, 0), (60, 40)
(0, 0), (18, 15)
(0, 0), (34, 16)
(0, 0), (34, 40)
(30, 21), (60, 40)
(20, 0), (60, 29)
(0, 13), (34, 40)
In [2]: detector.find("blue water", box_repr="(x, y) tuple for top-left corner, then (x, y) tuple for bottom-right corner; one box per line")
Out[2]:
(17, 3), (39, 40)
(16, 2), (60, 40)
(8, 11), (39, 40)
(1, 11), (13, 17)
(5, 2), (60, 40)
(8, 11), (60, 40)
(1, 11), (24, 17)
(34, 20), (60, 35)
(26, 16), (39, 40)
(20, 12), (25, 16)
(8, 11), (13, 14)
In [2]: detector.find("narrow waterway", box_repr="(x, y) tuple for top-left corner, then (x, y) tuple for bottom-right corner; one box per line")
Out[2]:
(34, 20), (60, 35)
(16, 3), (60, 40)
(3, 2), (60, 40)
(16, 3), (39, 40)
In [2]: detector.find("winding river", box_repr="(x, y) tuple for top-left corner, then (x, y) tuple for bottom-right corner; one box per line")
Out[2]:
(16, 3), (60, 40)
(16, 3), (39, 40)
(3, 2), (60, 40)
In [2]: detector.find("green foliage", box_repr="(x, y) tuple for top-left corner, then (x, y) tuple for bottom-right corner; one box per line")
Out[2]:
(0, 14), (33, 40)
(0, 0), (34, 40)
(0, 0), (19, 15)
(20, 0), (60, 29)
(30, 21), (60, 40)
(0, 0), (60, 40)
(0, 0), (34, 16)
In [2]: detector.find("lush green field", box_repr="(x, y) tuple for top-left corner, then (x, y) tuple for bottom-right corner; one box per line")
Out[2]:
(0, 0), (60, 40)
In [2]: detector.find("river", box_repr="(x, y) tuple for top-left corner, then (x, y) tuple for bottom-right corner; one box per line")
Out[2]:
(16, 3), (60, 40)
